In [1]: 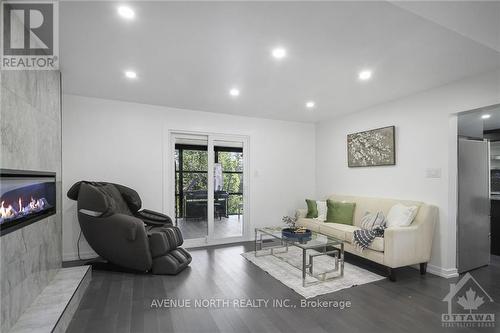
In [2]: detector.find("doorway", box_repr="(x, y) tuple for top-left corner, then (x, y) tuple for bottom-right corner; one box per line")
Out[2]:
(167, 132), (249, 247)
(456, 104), (500, 273)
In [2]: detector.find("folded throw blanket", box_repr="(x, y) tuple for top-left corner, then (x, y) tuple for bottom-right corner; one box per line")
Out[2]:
(353, 211), (386, 251)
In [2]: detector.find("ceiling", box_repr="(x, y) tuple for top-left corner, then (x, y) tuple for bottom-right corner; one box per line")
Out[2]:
(458, 104), (500, 131)
(60, 1), (500, 122)
(482, 105), (500, 131)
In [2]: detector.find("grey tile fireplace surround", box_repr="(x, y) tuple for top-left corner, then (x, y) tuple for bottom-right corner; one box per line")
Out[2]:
(1, 71), (90, 332)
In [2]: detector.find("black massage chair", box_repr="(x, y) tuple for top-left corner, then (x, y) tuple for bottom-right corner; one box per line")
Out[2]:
(67, 181), (191, 275)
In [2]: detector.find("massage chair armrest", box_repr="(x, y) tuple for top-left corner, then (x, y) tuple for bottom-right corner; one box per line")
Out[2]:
(79, 210), (144, 241)
(78, 212), (153, 271)
(134, 209), (173, 227)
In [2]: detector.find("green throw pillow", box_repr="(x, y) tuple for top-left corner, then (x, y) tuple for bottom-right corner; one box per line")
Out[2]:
(305, 199), (318, 218)
(326, 200), (355, 225)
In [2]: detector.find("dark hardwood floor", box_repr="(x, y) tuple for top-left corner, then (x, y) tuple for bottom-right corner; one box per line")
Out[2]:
(65, 242), (500, 333)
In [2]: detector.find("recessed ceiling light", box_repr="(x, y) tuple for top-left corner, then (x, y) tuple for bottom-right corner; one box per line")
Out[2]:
(118, 6), (135, 19)
(272, 47), (287, 59)
(306, 101), (315, 109)
(358, 70), (372, 81)
(229, 88), (240, 97)
(124, 70), (137, 79)
(482, 114), (491, 119)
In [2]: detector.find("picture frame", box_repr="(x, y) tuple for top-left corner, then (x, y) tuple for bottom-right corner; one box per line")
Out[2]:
(347, 126), (396, 167)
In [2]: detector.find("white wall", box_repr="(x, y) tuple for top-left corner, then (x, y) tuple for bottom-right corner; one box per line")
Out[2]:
(316, 70), (500, 277)
(62, 95), (315, 260)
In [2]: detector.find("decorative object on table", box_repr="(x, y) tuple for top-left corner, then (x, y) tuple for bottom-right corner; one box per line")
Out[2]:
(282, 215), (297, 229)
(281, 216), (311, 242)
(347, 125), (395, 167)
(352, 211), (387, 252)
(281, 227), (312, 243)
(242, 247), (385, 298)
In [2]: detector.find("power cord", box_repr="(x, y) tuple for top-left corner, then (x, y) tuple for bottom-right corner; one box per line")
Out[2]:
(77, 229), (82, 260)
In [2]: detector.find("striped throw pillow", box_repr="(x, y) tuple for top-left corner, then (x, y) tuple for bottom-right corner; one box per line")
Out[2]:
(360, 211), (386, 231)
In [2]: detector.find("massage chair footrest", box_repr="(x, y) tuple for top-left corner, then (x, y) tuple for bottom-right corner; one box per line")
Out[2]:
(148, 226), (191, 275)
(148, 226), (184, 257)
(152, 248), (192, 275)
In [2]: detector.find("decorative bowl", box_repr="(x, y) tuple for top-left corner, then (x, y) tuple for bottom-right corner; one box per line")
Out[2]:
(281, 228), (312, 243)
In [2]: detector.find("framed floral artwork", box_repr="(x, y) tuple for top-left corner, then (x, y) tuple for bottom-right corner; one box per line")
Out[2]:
(347, 126), (396, 167)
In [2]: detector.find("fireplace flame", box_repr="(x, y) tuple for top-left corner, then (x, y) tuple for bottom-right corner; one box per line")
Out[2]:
(0, 200), (17, 218)
(0, 196), (48, 221)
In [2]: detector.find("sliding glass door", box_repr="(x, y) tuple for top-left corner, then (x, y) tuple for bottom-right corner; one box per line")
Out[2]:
(174, 135), (209, 240)
(213, 140), (244, 239)
(170, 132), (248, 245)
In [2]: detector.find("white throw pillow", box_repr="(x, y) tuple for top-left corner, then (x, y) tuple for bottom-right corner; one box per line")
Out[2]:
(386, 203), (419, 227)
(315, 201), (327, 222)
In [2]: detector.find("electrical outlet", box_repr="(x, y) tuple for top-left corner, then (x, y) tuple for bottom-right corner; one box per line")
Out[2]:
(425, 168), (442, 179)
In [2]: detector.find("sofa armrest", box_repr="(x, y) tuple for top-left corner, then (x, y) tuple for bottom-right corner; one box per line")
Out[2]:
(383, 204), (437, 268)
(296, 208), (307, 219)
(384, 225), (429, 268)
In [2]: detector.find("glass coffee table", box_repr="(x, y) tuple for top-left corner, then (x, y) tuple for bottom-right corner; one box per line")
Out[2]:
(254, 227), (344, 287)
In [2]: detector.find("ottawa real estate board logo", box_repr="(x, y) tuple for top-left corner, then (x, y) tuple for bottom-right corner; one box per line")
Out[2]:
(442, 273), (495, 328)
(1, 1), (59, 70)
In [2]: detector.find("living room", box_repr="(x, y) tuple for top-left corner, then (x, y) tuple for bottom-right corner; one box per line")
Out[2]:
(1, 1), (499, 332)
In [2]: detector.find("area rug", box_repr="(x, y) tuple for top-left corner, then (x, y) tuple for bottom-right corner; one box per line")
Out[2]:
(241, 246), (385, 298)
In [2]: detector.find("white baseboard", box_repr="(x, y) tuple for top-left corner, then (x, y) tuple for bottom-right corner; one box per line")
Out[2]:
(63, 250), (98, 262)
(184, 235), (253, 249)
(426, 264), (458, 278)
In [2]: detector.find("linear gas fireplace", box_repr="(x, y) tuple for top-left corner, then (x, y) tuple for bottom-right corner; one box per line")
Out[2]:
(0, 169), (56, 236)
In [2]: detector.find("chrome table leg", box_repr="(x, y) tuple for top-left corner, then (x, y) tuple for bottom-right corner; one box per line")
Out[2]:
(302, 248), (307, 287)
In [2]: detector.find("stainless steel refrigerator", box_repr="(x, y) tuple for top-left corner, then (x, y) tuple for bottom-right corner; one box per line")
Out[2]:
(457, 138), (490, 273)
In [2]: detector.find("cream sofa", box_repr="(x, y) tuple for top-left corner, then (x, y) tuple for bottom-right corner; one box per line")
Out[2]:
(296, 194), (438, 281)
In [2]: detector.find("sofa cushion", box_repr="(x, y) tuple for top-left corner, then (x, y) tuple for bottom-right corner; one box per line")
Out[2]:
(326, 200), (355, 225)
(316, 201), (327, 222)
(345, 229), (385, 252)
(343, 242), (385, 265)
(318, 223), (358, 241)
(305, 199), (318, 218)
(386, 203), (419, 227)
